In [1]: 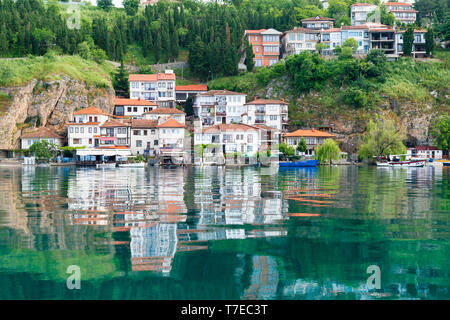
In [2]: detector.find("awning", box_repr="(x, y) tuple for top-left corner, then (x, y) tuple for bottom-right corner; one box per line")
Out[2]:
(76, 148), (131, 156)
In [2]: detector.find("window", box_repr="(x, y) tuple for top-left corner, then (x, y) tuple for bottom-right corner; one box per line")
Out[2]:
(75, 127), (79, 133)
(269, 59), (277, 66)
(254, 36), (258, 42)
(151, 129), (155, 135)
(143, 130), (147, 136)
(270, 115), (278, 120)
(297, 33), (303, 41)
(94, 117), (98, 122)
(263, 35), (278, 42)
(133, 107), (138, 112)
(94, 127), (97, 133)
(264, 46), (279, 53)
(128, 107), (132, 112)
(89, 127), (92, 133)
(132, 92), (139, 98)
(167, 82), (173, 89)
(89, 138), (92, 144)
(255, 46), (259, 52)
(154, 140), (158, 145)
(134, 130), (141, 135)
(27, 140), (31, 146)
(80, 127), (84, 133)
(255, 59), (263, 67)
(136, 140), (142, 147)
(248, 134), (253, 143)
(247, 145), (253, 152)
(73, 138), (80, 144)
(70, 127), (74, 133)
(289, 33), (295, 41)
(89, 116), (92, 122)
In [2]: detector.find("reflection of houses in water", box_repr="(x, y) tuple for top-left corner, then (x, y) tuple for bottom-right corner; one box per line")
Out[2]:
(242, 256), (279, 300)
(130, 223), (178, 274)
(193, 167), (288, 241)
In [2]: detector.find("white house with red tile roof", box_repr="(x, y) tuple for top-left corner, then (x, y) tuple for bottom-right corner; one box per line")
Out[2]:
(99, 119), (131, 148)
(143, 107), (186, 124)
(128, 70), (176, 108)
(301, 16), (335, 30)
(244, 98), (288, 132)
(283, 128), (336, 156)
(114, 97), (158, 118)
(157, 117), (187, 162)
(130, 119), (159, 156)
(175, 84), (208, 103)
(385, 2), (417, 25)
(67, 107), (110, 148)
(193, 90), (247, 127)
(350, 3), (377, 26)
(20, 127), (63, 149)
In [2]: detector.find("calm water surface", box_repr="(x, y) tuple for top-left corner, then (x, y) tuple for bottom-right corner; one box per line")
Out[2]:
(0, 165), (448, 300)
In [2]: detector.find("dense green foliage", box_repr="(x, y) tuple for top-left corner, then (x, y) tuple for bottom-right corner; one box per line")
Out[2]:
(403, 25), (414, 56)
(297, 138), (307, 154)
(245, 40), (254, 72)
(430, 115), (450, 155)
(279, 142), (295, 158)
(358, 117), (407, 160)
(28, 140), (59, 161)
(315, 139), (341, 165)
(113, 59), (129, 97)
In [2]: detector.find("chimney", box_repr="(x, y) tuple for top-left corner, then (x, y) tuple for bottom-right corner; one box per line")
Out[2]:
(281, 98), (285, 102)
(254, 95), (258, 101)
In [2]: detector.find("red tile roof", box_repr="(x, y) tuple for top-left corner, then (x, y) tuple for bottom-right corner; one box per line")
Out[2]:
(157, 117), (185, 128)
(66, 122), (101, 126)
(131, 119), (159, 128)
(284, 129), (336, 138)
(128, 73), (175, 81)
(145, 107), (185, 115)
(73, 106), (108, 115)
(100, 120), (131, 128)
(202, 123), (259, 133)
(245, 98), (289, 105)
(245, 29), (266, 35)
(115, 98), (157, 106)
(20, 127), (62, 139)
(175, 84), (208, 91)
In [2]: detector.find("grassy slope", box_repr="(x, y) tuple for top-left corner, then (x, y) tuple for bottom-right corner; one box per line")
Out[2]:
(0, 55), (115, 87)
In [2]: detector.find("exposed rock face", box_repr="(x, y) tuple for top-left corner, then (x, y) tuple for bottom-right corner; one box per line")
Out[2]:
(258, 78), (440, 155)
(0, 75), (115, 149)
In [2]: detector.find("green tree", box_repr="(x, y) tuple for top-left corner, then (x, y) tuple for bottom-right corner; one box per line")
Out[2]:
(430, 115), (450, 156)
(123, 0), (139, 16)
(343, 38), (359, 52)
(297, 138), (307, 155)
(315, 43), (329, 54)
(338, 46), (354, 60)
(185, 96), (194, 116)
(358, 117), (407, 161)
(285, 52), (328, 92)
(97, 0), (113, 11)
(113, 59), (129, 98)
(245, 41), (254, 72)
(425, 28), (434, 57)
(279, 143), (295, 158)
(28, 140), (59, 161)
(403, 25), (414, 56)
(315, 139), (341, 165)
(77, 41), (91, 59)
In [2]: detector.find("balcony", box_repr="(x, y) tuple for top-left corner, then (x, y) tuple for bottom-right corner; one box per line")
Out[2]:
(255, 108), (265, 114)
(255, 119), (265, 124)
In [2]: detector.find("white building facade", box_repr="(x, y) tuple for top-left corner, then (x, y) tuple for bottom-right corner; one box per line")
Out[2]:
(129, 70), (176, 108)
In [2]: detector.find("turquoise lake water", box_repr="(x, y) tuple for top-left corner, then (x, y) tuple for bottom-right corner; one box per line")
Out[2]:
(0, 165), (448, 299)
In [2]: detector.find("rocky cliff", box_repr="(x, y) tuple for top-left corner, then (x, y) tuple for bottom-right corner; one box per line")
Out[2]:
(256, 76), (442, 155)
(0, 75), (115, 149)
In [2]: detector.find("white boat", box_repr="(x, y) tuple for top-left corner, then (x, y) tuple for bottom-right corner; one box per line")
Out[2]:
(376, 154), (426, 167)
(96, 163), (116, 169)
(118, 162), (145, 168)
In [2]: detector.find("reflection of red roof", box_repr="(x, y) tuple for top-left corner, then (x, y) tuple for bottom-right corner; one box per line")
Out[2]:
(20, 127), (62, 139)
(175, 84), (208, 91)
(284, 129), (335, 138)
(128, 73), (175, 81)
(157, 117), (185, 128)
(73, 106), (107, 115)
(115, 98), (157, 106)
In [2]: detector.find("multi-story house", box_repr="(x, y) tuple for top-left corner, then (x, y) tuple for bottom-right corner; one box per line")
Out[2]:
(301, 16), (335, 30)
(20, 127), (63, 149)
(369, 25), (396, 55)
(67, 107), (110, 148)
(319, 28), (342, 54)
(243, 98), (288, 132)
(175, 84), (208, 104)
(281, 28), (320, 57)
(143, 107), (186, 124)
(350, 3), (377, 26)
(99, 119), (131, 148)
(341, 25), (370, 54)
(128, 70), (176, 108)
(244, 28), (282, 67)
(194, 124), (262, 164)
(193, 90), (246, 127)
(395, 29), (426, 58)
(283, 128), (336, 157)
(157, 117), (186, 164)
(114, 98), (157, 118)
(385, 2), (417, 25)
(130, 119), (159, 156)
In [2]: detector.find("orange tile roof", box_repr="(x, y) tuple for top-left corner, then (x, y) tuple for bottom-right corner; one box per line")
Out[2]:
(175, 84), (208, 91)
(100, 120), (131, 128)
(198, 90), (245, 96)
(145, 107), (185, 115)
(73, 106), (108, 115)
(284, 129), (336, 138)
(157, 117), (185, 128)
(245, 29), (266, 35)
(20, 127), (62, 139)
(131, 119), (158, 128)
(66, 122), (101, 126)
(115, 98), (157, 106)
(351, 3), (377, 7)
(128, 73), (175, 81)
(245, 98), (288, 105)
(385, 2), (411, 6)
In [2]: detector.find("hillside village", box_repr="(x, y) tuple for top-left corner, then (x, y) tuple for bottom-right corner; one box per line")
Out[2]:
(1, 0), (448, 166)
